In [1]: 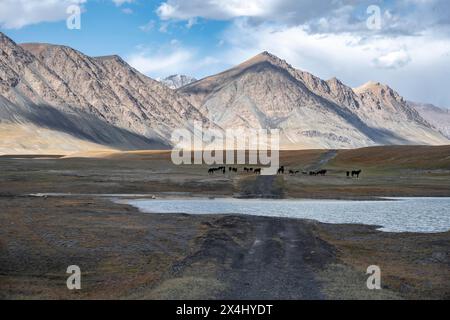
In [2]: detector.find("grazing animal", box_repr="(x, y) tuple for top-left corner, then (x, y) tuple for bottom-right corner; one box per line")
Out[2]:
(232, 168), (238, 172)
(208, 167), (227, 175)
(277, 166), (285, 175)
(289, 170), (295, 175)
(310, 169), (327, 176)
(352, 170), (362, 178)
(208, 168), (219, 174)
(346, 171), (350, 178)
(254, 168), (261, 175)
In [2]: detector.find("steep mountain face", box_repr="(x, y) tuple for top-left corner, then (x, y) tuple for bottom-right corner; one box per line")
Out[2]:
(160, 74), (197, 89)
(1, 31), (448, 154)
(20, 42), (208, 141)
(0, 33), (85, 113)
(0, 31), (211, 154)
(180, 52), (448, 149)
(409, 101), (450, 139)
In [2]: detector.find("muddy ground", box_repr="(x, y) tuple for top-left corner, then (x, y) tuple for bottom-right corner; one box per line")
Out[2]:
(0, 148), (449, 299)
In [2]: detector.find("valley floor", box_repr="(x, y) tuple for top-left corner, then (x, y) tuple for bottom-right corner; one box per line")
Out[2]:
(0, 146), (449, 299)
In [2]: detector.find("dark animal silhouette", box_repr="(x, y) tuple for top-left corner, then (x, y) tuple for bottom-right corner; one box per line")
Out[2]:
(352, 170), (362, 178)
(346, 171), (350, 178)
(310, 169), (327, 176)
(208, 168), (221, 174)
(208, 167), (227, 175)
(277, 166), (285, 175)
(254, 168), (261, 175)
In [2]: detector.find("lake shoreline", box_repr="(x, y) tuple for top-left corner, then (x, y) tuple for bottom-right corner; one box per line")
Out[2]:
(116, 196), (450, 234)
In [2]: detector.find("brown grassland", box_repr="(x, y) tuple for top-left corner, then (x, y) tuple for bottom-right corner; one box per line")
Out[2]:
(0, 145), (449, 299)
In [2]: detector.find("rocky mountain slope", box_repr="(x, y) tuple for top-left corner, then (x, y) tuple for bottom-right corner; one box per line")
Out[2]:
(160, 74), (197, 89)
(180, 52), (448, 149)
(1, 31), (448, 154)
(0, 32), (209, 154)
(408, 101), (450, 139)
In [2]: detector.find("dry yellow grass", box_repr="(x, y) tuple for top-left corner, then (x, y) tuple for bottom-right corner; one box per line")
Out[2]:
(331, 145), (450, 170)
(0, 123), (113, 155)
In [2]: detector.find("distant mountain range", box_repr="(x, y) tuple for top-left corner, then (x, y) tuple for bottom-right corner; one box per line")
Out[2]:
(0, 32), (211, 154)
(0, 32), (448, 154)
(159, 74), (197, 90)
(179, 52), (448, 149)
(408, 101), (450, 139)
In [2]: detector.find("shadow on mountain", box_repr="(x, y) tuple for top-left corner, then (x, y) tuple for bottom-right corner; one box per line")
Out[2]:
(0, 98), (171, 150)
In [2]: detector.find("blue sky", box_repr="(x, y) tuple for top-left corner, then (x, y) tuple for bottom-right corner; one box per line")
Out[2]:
(1, 0), (449, 108)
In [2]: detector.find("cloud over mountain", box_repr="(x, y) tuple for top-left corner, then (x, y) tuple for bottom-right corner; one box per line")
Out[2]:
(156, 0), (450, 34)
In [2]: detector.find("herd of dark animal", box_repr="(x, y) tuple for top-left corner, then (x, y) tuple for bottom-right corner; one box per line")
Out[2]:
(208, 165), (362, 178)
(208, 166), (227, 174)
(209, 166), (264, 175)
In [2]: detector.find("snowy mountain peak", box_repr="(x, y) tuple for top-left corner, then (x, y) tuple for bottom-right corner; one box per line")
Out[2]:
(160, 74), (197, 89)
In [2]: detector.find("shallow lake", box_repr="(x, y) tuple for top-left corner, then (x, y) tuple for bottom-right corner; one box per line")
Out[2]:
(122, 197), (450, 233)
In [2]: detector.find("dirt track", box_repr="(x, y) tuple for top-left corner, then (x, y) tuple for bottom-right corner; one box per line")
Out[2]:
(217, 217), (332, 299)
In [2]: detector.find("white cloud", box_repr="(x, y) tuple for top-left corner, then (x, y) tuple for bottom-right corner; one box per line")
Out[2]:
(126, 44), (224, 79)
(128, 50), (192, 75)
(156, 0), (450, 35)
(156, 0), (322, 20)
(0, 0), (86, 29)
(0, 0), (138, 29)
(139, 20), (155, 32)
(112, 0), (134, 6)
(373, 50), (411, 69)
(122, 8), (133, 14)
